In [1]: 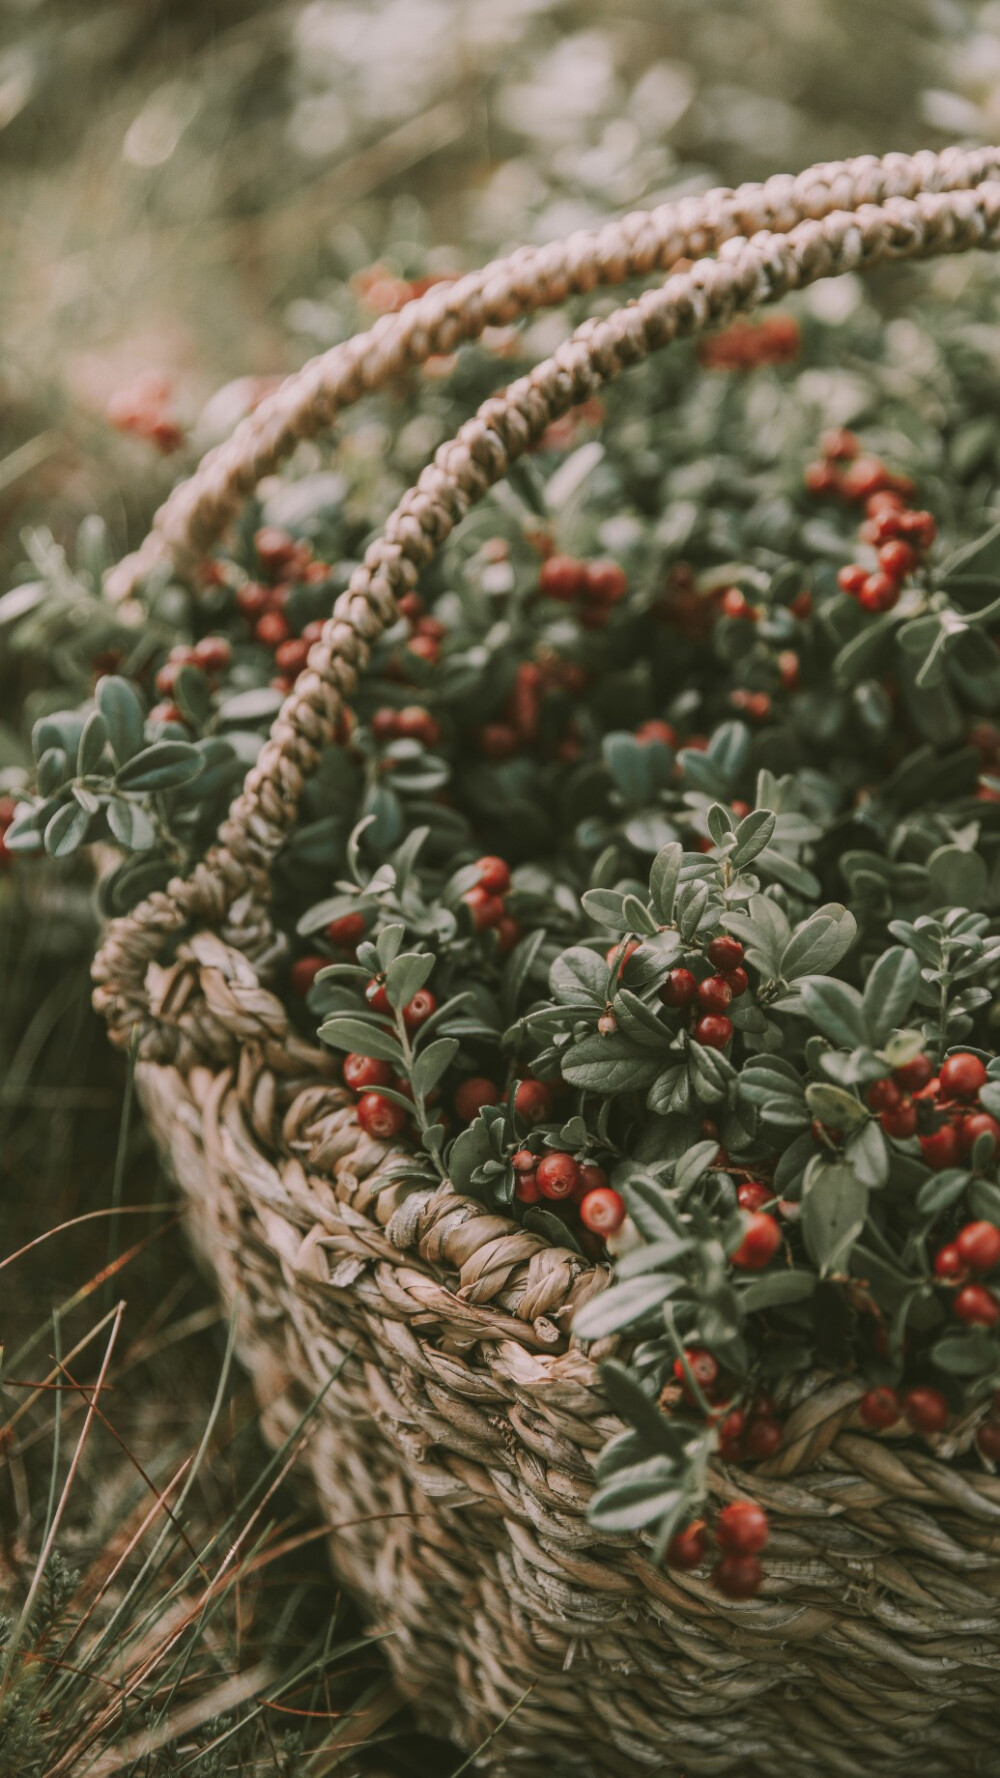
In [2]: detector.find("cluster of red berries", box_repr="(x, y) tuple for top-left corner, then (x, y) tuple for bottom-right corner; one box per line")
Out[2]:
(674, 1349), (785, 1459)
(667, 1498), (770, 1600)
(371, 704), (442, 750)
(460, 854), (521, 954)
(107, 372), (184, 454)
(352, 264), (456, 317)
(234, 528), (333, 692)
(698, 313), (800, 373)
(804, 430), (937, 615)
(512, 1145), (625, 1234)
(290, 908), (369, 998)
(475, 656), (588, 762)
(149, 633), (233, 725)
(392, 591), (446, 673)
(858, 1379), (989, 1443)
(655, 933), (749, 1054)
(537, 554), (628, 630)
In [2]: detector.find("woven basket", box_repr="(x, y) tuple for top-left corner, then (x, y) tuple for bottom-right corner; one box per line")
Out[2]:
(93, 150), (1000, 1777)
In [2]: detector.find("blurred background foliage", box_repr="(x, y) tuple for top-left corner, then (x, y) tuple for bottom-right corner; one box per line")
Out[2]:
(3, 2), (1000, 1771)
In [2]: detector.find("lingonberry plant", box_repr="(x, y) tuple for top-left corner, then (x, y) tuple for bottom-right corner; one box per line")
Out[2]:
(7, 270), (1000, 1595)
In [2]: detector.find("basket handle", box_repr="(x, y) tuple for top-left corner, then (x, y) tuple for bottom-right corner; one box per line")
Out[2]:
(94, 173), (1000, 1059)
(107, 146), (1000, 603)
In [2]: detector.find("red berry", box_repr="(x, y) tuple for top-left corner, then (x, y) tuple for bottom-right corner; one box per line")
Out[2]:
(920, 1125), (961, 1170)
(717, 1408), (746, 1443)
(821, 428), (858, 461)
(902, 1387), (949, 1434)
(744, 1417), (782, 1459)
(940, 1052), (988, 1101)
(934, 1243), (966, 1280)
(707, 936), (743, 972)
(191, 635), (231, 673)
(880, 1100), (917, 1140)
(512, 1148), (536, 1173)
(956, 1220), (1000, 1273)
(365, 977), (390, 1014)
(291, 956), (324, 996)
(415, 615), (446, 642)
(255, 610), (291, 647)
(475, 855), (511, 895)
(805, 460), (840, 494)
(960, 1114), (1000, 1159)
(396, 705), (442, 747)
(666, 1521), (706, 1570)
(878, 539), (918, 579)
(343, 1053), (392, 1092)
(720, 586), (753, 620)
(697, 975), (733, 1014)
(464, 885), (505, 930)
(790, 589), (813, 618)
(536, 1152), (580, 1200)
(326, 911), (366, 946)
(406, 634), (440, 666)
(673, 1348), (719, 1400)
(606, 939), (641, 976)
(402, 988), (436, 1031)
(730, 1213), (781, 1271)
(954, 1283), (1000, 1326)
(255, 526), (298, 572)
(837, 564), (868, 598)
(454, 1076), (501, 1122)
(579, 1186), (626, 1235)
(659, 968), (698, 1008)
(236, 580), (270, 617)
(148, 701), (183, 725)
(893, 1053), (934, 1092)
(496, 914), (522, 955)
(716, 1500), (769, 1555)
(636, 719), (678, 748)
(274, 638), (310, 676)
(372, 708), (400, 741)
(859, 1386), (900, 1430)
(479, 722), (519, 759)
(859, 572), (900, 613)
(867, 1078), (901, 1114)
(976, 1420), (1000, 1460)
(725, 966), (749, 999)
(514, 1169), (541, 1204)
(695, 1014), (734, 1051)
(514, 1079), (553, 1126)
(898, 509), (936, 548)
(737, 1182), (771, 1212)
(841, 456), (890, 501)
(577, 1162), (609, 1196)
(356, 1092), (408, 1141)
(712, 1555), (764, 1599)
(539, 555), (584, 601)
(585, 561), (628, 604)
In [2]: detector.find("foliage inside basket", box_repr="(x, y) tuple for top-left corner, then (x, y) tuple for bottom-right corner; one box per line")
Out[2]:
(6, 259), (1000, 1598)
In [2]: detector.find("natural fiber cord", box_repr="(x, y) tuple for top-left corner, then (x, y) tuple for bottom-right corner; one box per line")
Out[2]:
(93, 155), (1000, 1774)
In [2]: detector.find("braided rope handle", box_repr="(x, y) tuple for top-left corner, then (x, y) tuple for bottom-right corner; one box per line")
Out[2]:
(107, 146), (1000, 603)
(94, 166), (1000, 1058)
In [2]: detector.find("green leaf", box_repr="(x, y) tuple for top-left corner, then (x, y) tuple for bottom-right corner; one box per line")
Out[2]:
(115, 741), (204, 792)
(385, 951), (434, 1010)
(931, 1331), (999, 1376)
(740, 1269), (816, 1312)
(588, 1459), (683, 1534)
(318, 1018), (403, 1064)
(447, 1116), (495, 1201)
(581, 888), (629, 931)
(77, 709), (108, 776)
(549, 946), (607, 1005)
(573, 1272), (682, 1339)
(174, 665), (211, 726)
(410, 1037), (458, 1100)
(926, 846), (988, 913)
(730, 808), (776, 868)
(780, 905), (856, 981)
(688, 1040), (736, 1107)
(845, 1118), (890, 1190)
(799, 977), (869, 1049)
(649, 842), (682, 923)
(43, 799), (89, 858)
(863, 946), (920, 1045)
(801, 1161), (868, 1275)
(106, 798), (156, 851)
(97, 676), (146, 766)
(937, 517), (1000, 594)
(916, 1168), (971, 1216)
(804, 1083), (867, 1129)
(561, 1034), (662, 1094)
(598, 1360), (684, 1456)
(37, 748), (69, 796)
(673, 1139), (719, 1194)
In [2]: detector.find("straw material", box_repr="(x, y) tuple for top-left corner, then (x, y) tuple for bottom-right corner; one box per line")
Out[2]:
(94, 154), (1000, 1773)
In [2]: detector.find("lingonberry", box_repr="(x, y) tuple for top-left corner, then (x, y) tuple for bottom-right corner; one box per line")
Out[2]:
(579, 1186), (626, 1235)
(514, 1079), (553, 1125)
(290, 956), (324, 996)
(274, 638), (310, 676)
(880, 1100), (917, 1140)
(859, 1386), (900, 1429)
(920, 1125), (961, 1170)
(878, 539), (918, 578)
(406, 633), (440, 666)
(464, 885), (505, 930)
(898, 509), (936, 547)
(512, 1148), (536, 1173)
(954, 1284), (1000, 1326)
(372, 708), (400, 741)
(479, 722), (519, 758)
(539, 554), (583, 600)
(955, 1221), (1000, 1273)
(960, 1113), (1000, 1162)
(976, 1420), (1000, 1461)
(402, 988), (436, 1031)
(636, 719), (678, 747)
(902, 1387), (949, 1434)
(744, 1417), (782, 1460)
(821, 427), (859, 460)
(717, 1408), (746, 1444)
(837, 563), (868, 597)
(514, 1169), (541, 1204)
(867, 1078), (901, 1114)
(148, 701), (183, 725)
(893, 1053), (934, 1092)
(720, 586), (754, 620)
(666, 1521), (706, 1570)
(496, 914), (522, 955)
(859, 572), (900, 613)
(805, 460), (840, 494)
(725, 966), (749, 999)
(326, 911), (366, 946)
(236, 580), (269, 617)
(673, 1348), (719, 1400)
(475, 855), (511, 895)
(585, 560), (628, 604)
(343, 1053), (392, 1092)
(659, 969), (698, 1008)
(365, 977), (390, 1014)
(454, 1077), (501, 1122)
(606, 940), (641, 975)
(536, 1152), (580, 1200)
(255, 526), (299, 572)
(356, 1092), (408, 1141)
(716, 1500), (769, 1555)
(255, 610), (291, 647)
(777, 649), (800, 690)
(841, 456), (890, 500)
(697, 975), (733, 1013)
(707, 935), (743, 972)
(939, 1052), (987, 1100)
(730, 1213), (781, 1270)
(192, 634), (232, 672)
(737, 1181), (771, 1213)
(934, 1243), (966, 1280)
(396, 706), (442, 747)
(712, 1555), (764, 1599)
(577, 1162), (609, 1196)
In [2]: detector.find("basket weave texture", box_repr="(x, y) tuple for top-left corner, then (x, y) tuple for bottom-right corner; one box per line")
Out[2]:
(94, 150), (1000, 1776)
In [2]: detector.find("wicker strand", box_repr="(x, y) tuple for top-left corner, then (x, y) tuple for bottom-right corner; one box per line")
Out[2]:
(94, 180), (1000, 1062)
